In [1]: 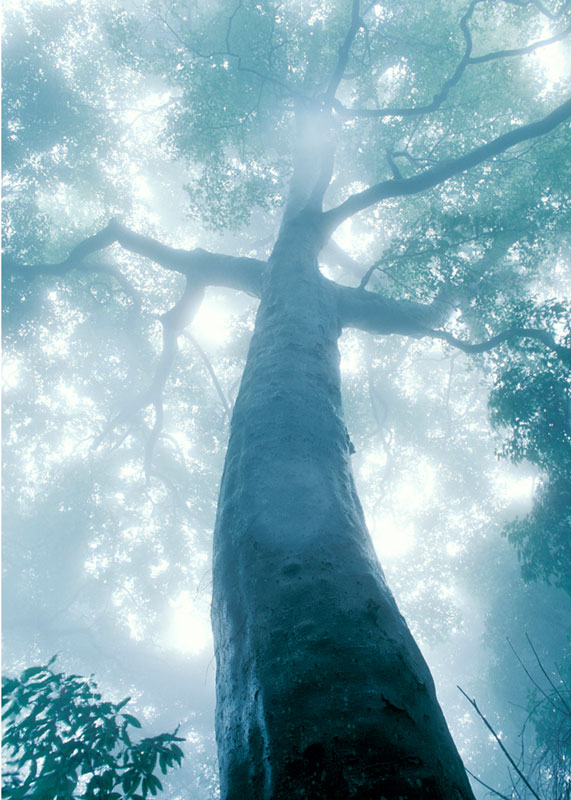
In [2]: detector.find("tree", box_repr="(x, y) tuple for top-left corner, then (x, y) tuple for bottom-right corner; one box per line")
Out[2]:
(3, 1), (570, 798)
(2, 659), (184, 799)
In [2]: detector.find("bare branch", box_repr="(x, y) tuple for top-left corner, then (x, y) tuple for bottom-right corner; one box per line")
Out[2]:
(507, 637), (564, 713)
(464, 767), (514, 800)
(184, 331), (232, 420)
(385, 151), (404, 180)
(458, 686), (543, 800)
(323, 95), (571, 230)
(525, 634), (571, 714)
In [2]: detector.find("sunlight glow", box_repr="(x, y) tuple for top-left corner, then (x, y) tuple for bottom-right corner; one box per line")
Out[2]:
(369, 512), (416, 559)
(446, 541), (462, 557)
(533, 33), (570, 87)
(191, 299), (232, 345)
(339, 332), (363, 375)
(359, 449), (389, 481)
(167, 590), (211, 655)
(42, 335), (70, 357)
(2, 356), (21, 390)
(394, 462), (436, 511)
(495, 472), (535, 504)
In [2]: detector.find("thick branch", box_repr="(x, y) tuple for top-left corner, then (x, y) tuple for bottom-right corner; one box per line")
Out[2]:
(335, 281), (571, 364)
(324, 95), (571, 230)
(12, 220), (266, 297)
(323, 0), (362, 103)
(333, 281), (447, 334)
(469, 24), (571, 63)
(423, 326), (571, 363)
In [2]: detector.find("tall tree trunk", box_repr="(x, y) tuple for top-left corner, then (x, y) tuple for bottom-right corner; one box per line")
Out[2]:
(211, 214), (475, 800)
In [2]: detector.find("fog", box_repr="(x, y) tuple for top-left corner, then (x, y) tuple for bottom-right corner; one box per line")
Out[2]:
(3, 1), (570, 798)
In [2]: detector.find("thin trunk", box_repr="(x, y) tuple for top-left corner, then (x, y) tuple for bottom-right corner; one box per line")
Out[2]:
(211, 214), (475, 799)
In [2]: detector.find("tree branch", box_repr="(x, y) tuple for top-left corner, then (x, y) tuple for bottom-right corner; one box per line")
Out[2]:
(458, 686), (543, 800)
(432, 228), (521, 315)
(333, 6), (569, 119)
(93, 277), (205, 479)
(464, 767), (513, 800)
(323, 0), (362, 103)
(422, 325), (571, 363)
(524, 634), (571, 715)
(11, 220), (266, 297)
(469, 23), (571, 64)
(335, 279), (571, 364)
(183, 331), (232, 420)
(333, 0), (478, 119)
(323, 95), (571, 230)
(333, 281), (447, 334)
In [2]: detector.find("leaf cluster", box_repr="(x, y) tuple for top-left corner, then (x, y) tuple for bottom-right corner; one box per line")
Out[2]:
(2, 659), (185, 800)
(488, 308), (571, 594)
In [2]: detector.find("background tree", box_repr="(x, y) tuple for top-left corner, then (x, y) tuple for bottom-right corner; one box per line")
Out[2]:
(2, 0), (570, 798)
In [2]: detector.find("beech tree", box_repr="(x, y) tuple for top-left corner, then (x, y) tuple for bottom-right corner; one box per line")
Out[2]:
(3, 0), (570, 798)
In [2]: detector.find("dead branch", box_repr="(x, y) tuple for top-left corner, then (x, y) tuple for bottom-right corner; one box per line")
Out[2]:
(458, 686), (543, 800)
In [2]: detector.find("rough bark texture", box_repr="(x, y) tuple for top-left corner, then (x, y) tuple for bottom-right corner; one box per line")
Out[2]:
(211, 214), (476, 800)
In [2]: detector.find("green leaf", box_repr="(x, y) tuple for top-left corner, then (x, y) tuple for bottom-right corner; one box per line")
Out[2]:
(115, 696), (131, 711)
(122, 713), (142, 729)
(20, 667), (45, 682)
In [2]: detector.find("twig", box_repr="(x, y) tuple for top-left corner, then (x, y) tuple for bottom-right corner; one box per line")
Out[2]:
(183, 331), (232, 419)
(464, 767), (513, 800)
(507, 637), (562, 714)
(458, 686), (544, 800)
(525, 634), (571, 715)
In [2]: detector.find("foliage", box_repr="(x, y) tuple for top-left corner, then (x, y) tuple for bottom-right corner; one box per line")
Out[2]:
(489, 341), (571, 594)
(2, 659), (185, 800)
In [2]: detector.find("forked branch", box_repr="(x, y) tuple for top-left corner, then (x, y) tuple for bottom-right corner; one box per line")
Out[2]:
(12, 219), (266, 297)
(323, 95), (571, 230)
(93, 278), (205, 481)
(335, 280), (570, 364)
(333, 1), (570, 120)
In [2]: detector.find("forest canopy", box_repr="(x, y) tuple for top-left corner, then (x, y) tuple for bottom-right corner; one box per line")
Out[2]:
(2, 0), (570, 798)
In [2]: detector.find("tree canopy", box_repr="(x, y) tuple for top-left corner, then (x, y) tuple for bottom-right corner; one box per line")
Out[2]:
(2, 0), (570, 797)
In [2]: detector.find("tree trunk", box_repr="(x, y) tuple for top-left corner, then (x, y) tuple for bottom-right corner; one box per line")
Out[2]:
(211, 215), (475, 800)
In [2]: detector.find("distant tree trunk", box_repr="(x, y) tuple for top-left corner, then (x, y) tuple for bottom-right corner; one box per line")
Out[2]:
(211, 213), (476, 800)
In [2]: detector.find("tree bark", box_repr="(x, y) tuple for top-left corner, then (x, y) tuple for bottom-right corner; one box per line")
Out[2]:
(211, 213), (476, 799)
